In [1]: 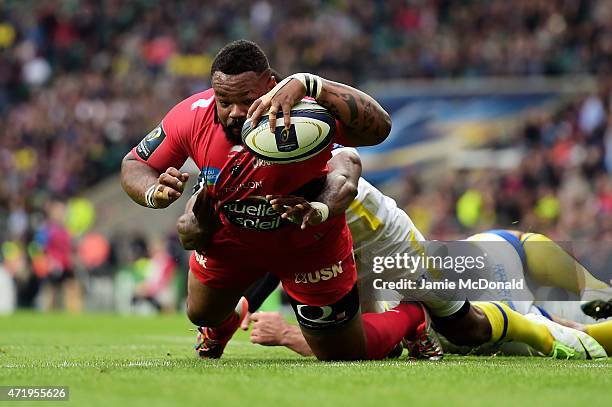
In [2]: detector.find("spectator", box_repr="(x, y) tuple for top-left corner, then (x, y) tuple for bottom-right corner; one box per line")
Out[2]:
(36, 199), (82, 313)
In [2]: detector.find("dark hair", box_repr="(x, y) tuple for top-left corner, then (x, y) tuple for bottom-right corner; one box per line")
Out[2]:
(210, 40), (269, 77)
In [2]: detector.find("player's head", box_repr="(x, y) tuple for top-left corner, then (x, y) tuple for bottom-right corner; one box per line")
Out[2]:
(211, 40), (275, 143)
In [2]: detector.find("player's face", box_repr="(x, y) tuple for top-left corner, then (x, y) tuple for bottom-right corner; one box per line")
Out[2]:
(212, 70), (274, 144)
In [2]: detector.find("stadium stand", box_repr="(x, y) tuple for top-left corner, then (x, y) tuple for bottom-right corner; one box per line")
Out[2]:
(1, 0), (611, 311)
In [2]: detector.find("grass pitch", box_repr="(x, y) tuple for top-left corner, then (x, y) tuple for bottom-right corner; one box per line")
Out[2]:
(0, 313), (610, 407)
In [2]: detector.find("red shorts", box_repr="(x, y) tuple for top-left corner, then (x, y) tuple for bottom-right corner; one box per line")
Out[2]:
(188, 228), (356, 306)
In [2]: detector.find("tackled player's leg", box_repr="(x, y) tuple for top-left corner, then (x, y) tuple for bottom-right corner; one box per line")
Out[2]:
(434, 230), (606, 359)
(520, 232), (610, 298)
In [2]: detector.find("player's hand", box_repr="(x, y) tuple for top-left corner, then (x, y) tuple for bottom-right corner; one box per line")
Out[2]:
(266, 195), (324, 229)
(192, 185), (215, 225)
(240, 312), (253, 331)
(248, 78), (306, 132)
(177, 212), (204, 250)
(152, 167), (189, 208)
(177, 189), (220, 250)
(249, 312), (288, 346)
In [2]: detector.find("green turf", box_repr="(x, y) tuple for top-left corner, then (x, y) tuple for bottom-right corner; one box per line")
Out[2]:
(0, 313), (610, 407)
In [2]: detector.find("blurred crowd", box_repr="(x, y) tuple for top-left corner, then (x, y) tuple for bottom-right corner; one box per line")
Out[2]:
(402, 81), (612, 244)
(0, 196), (189, 314)
(1, 0), (612, 312)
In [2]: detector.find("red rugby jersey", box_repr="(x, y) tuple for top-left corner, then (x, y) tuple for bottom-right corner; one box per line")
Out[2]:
(131, 89), (352, 258)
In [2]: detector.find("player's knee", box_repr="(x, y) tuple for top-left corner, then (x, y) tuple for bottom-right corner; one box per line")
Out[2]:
(186, 298), (225, 327)
(458, 322), (491, 346)
(443, 325), (490, 347)
(186, 302), (207, 326)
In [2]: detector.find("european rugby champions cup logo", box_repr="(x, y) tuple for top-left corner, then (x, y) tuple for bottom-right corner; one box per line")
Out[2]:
(136, 125), (166, 160)
(146, 126), (163, 141)
(281, 128), (290, 142)
(275, 125), (299, 152)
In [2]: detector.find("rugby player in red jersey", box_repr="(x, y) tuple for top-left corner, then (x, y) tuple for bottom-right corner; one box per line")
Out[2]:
(121, 40), (432, 361)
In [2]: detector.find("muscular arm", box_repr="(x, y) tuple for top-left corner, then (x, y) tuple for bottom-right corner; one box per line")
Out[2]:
(121, 153), (162, 207)
(176, 194), (201, 250)
(319, 149), (361, 217)
(317, 80), (391, 146)
(267, 149), (361, 226)
(248, 76), (391, 146)
(280, 324), (314, 357)
(176, 185), (221, 250)
(121, 152), (189, 209)
(249, 312), (314, 357)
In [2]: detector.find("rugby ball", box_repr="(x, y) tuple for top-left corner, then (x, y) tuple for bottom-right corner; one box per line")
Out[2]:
(242, 100), (335, 163)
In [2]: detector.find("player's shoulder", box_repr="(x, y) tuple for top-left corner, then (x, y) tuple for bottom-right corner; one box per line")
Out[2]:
(182, 88), (216, 112)
(169, 88), (215, 115)
(163, 88), (216, 129)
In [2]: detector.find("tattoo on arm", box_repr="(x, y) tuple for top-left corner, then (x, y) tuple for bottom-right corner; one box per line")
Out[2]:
(344, 93), (359, 126)
(317, 81), (391, 145)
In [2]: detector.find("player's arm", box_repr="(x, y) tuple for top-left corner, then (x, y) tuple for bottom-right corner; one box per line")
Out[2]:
(249, 312), (314, 357)
(319, 147), (361, 216)
(316, 80), (391, 146)
(176, 193), (202, 250)
(267, 148), (361, 228)
(248, 75), (391, 146)
(121, 153), (188, 209)
(176, 183), (220, 251)
(121, 98), (195, 209)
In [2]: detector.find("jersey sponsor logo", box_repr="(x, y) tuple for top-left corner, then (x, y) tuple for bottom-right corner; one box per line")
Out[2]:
(290, 284), (358, 330)
(193, 167), (220, 194)
(200, 167), (220, 186)
(296, 305), (337, 325)
(136, 125), (166, 160)
(294, 261), (344, 284)
(191, 96), (214, 111)
(221, 196), (286, 231)
(223, 180), (263, 193)
(252, 158), (274, 168)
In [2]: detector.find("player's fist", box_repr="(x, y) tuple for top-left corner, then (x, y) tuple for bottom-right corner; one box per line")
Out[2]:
(249, 312), (288, 346)
(177, 212), (204, 250)
(177, 187), (221, 251)
(150, 167), (189, 208)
